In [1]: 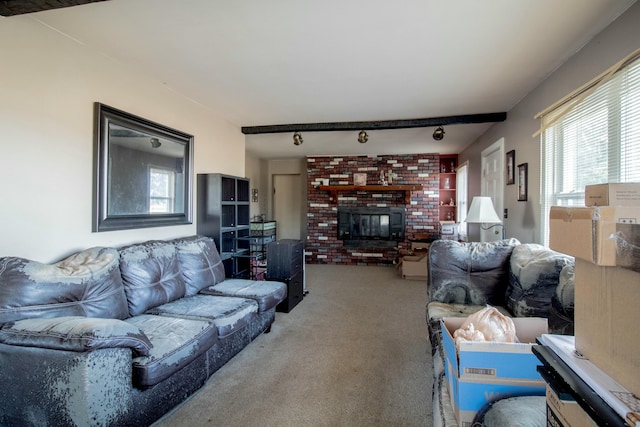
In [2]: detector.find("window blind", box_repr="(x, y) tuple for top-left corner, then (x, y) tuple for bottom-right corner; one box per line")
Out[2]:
(539, 51), (640, 246)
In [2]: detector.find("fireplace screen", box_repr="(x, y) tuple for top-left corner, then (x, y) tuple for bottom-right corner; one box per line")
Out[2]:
(338, 207), (405, 242)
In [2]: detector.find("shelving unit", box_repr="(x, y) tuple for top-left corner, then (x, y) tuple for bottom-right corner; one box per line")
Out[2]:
(438, 154), (458, 222)
(196, 173), (250, 278)
(240, 221), (277, 280)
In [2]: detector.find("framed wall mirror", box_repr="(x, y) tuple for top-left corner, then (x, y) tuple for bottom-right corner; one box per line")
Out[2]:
(93, 103), (194, 232)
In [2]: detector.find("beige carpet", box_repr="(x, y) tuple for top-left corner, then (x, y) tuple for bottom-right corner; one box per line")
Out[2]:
(153, 264), (433, 427)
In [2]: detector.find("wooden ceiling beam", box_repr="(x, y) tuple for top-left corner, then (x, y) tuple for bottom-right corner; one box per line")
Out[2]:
(241, 112), (507, 135)
(0, 0), (107, 16)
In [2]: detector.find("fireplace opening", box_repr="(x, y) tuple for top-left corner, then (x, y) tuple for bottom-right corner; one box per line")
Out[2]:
(338, 207), (405, 247)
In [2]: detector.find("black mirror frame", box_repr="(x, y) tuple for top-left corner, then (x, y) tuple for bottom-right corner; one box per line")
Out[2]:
(93, 103), (194, 232)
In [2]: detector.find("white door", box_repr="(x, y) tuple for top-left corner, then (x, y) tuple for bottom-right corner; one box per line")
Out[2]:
(273, 174), (302, 240)
(480, 139), (504, 242)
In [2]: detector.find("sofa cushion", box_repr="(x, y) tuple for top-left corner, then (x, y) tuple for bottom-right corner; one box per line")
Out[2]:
(119, 240), (187, 316)
(147, 295), (258, 338)
(200, 278), (287, 312)
(506, 244), (574, 318)
(125, 314), (218, 388)
(0, 247), (129, 323)
(549, 264), (575, 335)
(428, 239), (520, 306)
(173, 235), (226, 296)
(0, 316), (152, 356)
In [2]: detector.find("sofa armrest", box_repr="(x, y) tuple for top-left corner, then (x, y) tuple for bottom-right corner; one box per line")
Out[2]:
(0, 343), (134, 426)
(0, 316), (152, 356)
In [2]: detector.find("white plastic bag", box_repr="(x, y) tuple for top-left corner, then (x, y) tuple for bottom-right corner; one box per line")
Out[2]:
(453, 306), (517, 349)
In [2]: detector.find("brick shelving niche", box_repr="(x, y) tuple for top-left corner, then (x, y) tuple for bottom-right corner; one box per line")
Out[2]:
(306, 154), (440, 266)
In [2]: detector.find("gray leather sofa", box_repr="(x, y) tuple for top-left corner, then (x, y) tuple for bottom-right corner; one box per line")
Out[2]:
(425, 239), (575, 427)
(0, 235), (287, 427)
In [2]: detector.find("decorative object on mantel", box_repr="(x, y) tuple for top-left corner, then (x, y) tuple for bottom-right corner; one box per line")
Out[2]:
(353, 173), (367, 186)
(318, 184), (423, 204)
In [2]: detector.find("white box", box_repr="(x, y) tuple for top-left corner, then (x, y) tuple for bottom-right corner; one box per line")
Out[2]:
(585, 183), (640, 207)
(440, 221), (458, 241)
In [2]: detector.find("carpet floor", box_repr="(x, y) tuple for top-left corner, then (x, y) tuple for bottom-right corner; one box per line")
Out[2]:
(152, 264), (433, 427)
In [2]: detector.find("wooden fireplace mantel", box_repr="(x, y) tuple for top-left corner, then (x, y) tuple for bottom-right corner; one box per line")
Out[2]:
(319, 184), (423, 204)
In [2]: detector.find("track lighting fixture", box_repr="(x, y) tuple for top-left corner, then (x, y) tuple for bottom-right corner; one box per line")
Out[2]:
(150, 137), (162, 148)
(432, 126), (445, 141)
(357, 130), (368, 144)
(293, 132), (303, 146)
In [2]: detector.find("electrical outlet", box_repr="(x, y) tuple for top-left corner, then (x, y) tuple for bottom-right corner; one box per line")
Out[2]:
(504, 208), (508, 219)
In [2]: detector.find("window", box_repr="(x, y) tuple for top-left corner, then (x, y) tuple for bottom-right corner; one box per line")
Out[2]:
(149, 167), (176, 213)
(456, 161), (469, 241)
(539, 50), (640, 246)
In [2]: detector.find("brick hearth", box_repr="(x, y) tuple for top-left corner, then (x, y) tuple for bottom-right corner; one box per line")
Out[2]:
(306, 154), (440, 266)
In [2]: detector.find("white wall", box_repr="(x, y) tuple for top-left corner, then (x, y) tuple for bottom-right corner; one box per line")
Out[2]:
(0, 17), (245, 262)
(460, 2), (640, 243)
(245, 153), (268, 218)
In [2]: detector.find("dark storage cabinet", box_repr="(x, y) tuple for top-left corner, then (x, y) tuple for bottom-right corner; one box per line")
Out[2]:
(197, 173), (250, 278)
(267, 239), (304, 312)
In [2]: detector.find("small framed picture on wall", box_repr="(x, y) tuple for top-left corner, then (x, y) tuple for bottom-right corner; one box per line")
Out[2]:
(506, 150), (515, 185)
(518, 163), (528, 201)
(353, 173), (367, 186)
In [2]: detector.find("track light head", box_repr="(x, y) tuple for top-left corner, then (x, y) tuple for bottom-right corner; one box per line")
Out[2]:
(357, 130), (368, 144)
(432, 126), (445, 141)
(293, 132), (303, 146)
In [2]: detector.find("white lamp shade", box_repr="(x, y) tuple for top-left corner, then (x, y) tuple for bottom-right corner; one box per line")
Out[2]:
(465, 196), (502, 224)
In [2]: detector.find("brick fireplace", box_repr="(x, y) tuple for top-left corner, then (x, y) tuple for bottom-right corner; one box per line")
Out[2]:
(306, 154), (440, 266)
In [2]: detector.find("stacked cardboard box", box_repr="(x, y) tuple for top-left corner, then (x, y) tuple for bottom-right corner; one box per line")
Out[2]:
(548, 182), (640, 398)
(545, 384), (597, 427)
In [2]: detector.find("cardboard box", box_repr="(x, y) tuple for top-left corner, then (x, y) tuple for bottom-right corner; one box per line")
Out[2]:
(585, 183), (640, 207)
(545, 384), (597, 427)
(410, 241), (431, 251)
(401, 254), (427, 280)
(549, 206), (639, 266)
(441, 317), (548, 426)
(574, 259), (640, 397)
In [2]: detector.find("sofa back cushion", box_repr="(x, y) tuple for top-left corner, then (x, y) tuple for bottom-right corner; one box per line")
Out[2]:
(428, 238), (520, 305)
(0, 247), (129, 323)
(119, 240), (186, 316)
(506, 243), (574, 318)
(172, 235), (226, 296)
